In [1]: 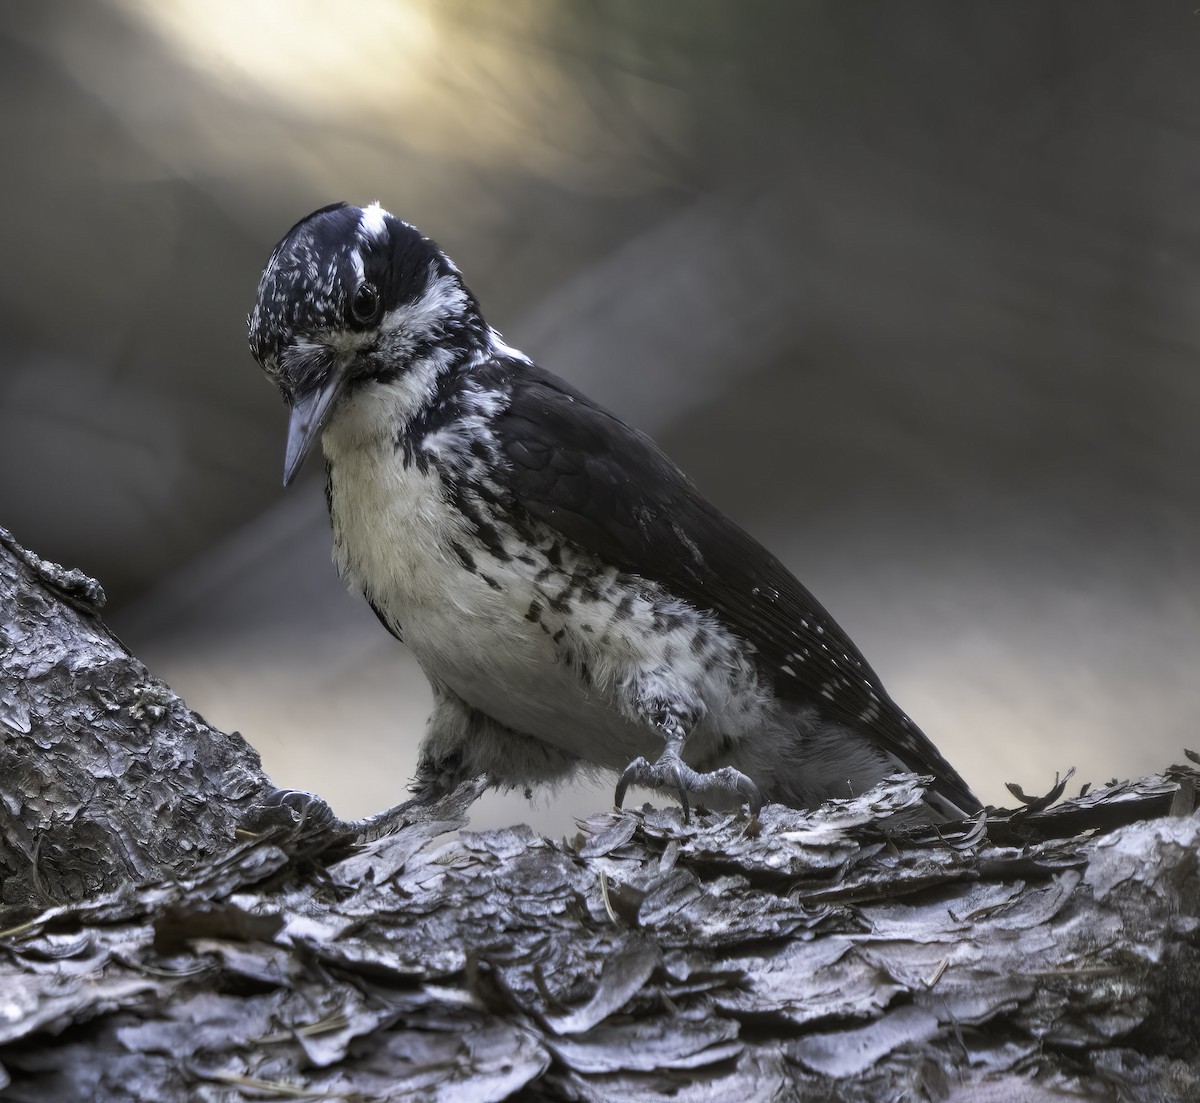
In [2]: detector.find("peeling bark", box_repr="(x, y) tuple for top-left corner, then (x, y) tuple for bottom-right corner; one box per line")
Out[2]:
(0, 527), (332, 916)
(2, 531), (1198, 1101)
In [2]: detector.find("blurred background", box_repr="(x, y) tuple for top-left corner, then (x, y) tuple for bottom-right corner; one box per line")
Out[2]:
(2, 1), (1198, 833)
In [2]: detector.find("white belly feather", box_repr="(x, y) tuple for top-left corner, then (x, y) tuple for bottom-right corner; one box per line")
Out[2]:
(320, 392), (770, 770)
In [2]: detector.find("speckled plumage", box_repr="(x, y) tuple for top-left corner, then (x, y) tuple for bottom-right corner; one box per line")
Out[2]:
(248, 202), (982, 820)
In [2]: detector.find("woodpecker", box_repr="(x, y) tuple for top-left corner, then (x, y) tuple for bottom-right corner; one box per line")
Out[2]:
(247, 202), (981, 821)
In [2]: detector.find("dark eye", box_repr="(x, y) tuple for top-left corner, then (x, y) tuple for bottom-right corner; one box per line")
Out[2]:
(351, 282), (380, 324)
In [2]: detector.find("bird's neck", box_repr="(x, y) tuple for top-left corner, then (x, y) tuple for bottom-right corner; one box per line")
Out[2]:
(321, 336), (506, 470)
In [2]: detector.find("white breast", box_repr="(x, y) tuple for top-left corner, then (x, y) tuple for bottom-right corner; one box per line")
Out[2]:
(320, 384), (636, 762)
(320, 380), (773, 770)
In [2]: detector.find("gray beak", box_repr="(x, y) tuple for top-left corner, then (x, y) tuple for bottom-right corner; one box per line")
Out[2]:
(283, 364), (351, 486)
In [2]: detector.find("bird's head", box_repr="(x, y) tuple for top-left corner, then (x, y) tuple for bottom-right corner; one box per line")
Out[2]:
(248, 202), (484, 485)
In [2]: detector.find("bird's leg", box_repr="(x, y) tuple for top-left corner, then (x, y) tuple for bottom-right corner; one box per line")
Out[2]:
(415, 683), (581, 796)
(409, 747), (472, 800)
(614, 674), (762, 820)
(352, 774), (489, 843)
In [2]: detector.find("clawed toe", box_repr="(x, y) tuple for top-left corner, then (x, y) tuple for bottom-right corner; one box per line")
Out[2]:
(711, 765), (765, 818)
(614, 754), (762, 821)
(613, 756), (650, 812)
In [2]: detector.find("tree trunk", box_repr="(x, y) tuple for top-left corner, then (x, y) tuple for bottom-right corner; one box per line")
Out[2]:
(1, 529), (1197, 1102)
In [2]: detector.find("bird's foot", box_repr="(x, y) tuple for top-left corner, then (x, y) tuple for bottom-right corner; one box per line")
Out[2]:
(614, 752), (763, 822)
(349, 775), (488, 843)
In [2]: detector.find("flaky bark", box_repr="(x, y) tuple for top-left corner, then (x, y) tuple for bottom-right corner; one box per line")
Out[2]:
(1, 530), (1198, 1101)
(0, 528), (329, 917)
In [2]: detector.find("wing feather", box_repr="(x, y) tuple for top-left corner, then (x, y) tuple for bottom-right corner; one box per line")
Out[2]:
(488, 360), (979, 814)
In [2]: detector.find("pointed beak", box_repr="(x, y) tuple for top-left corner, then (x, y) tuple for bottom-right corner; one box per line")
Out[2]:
(283, 363), (351, 487)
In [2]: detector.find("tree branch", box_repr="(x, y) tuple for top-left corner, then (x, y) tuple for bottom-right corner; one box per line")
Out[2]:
(2, 529), (1197, 1101)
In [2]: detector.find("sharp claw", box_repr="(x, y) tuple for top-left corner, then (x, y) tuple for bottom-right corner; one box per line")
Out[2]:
(614, 756), (649, 810)
(737, 774), (765, 818)
(677, 783), (691, 823)
(613, 753), (761, 821)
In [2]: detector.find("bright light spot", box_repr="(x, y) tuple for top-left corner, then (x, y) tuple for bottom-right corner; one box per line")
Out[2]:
(115, 0), (438, 117)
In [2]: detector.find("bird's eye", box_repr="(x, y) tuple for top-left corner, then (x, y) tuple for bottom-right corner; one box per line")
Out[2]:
(351, 282), (380, 324)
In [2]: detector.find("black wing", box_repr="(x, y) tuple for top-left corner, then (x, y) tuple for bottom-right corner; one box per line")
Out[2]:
(491, 360), (979, 814)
